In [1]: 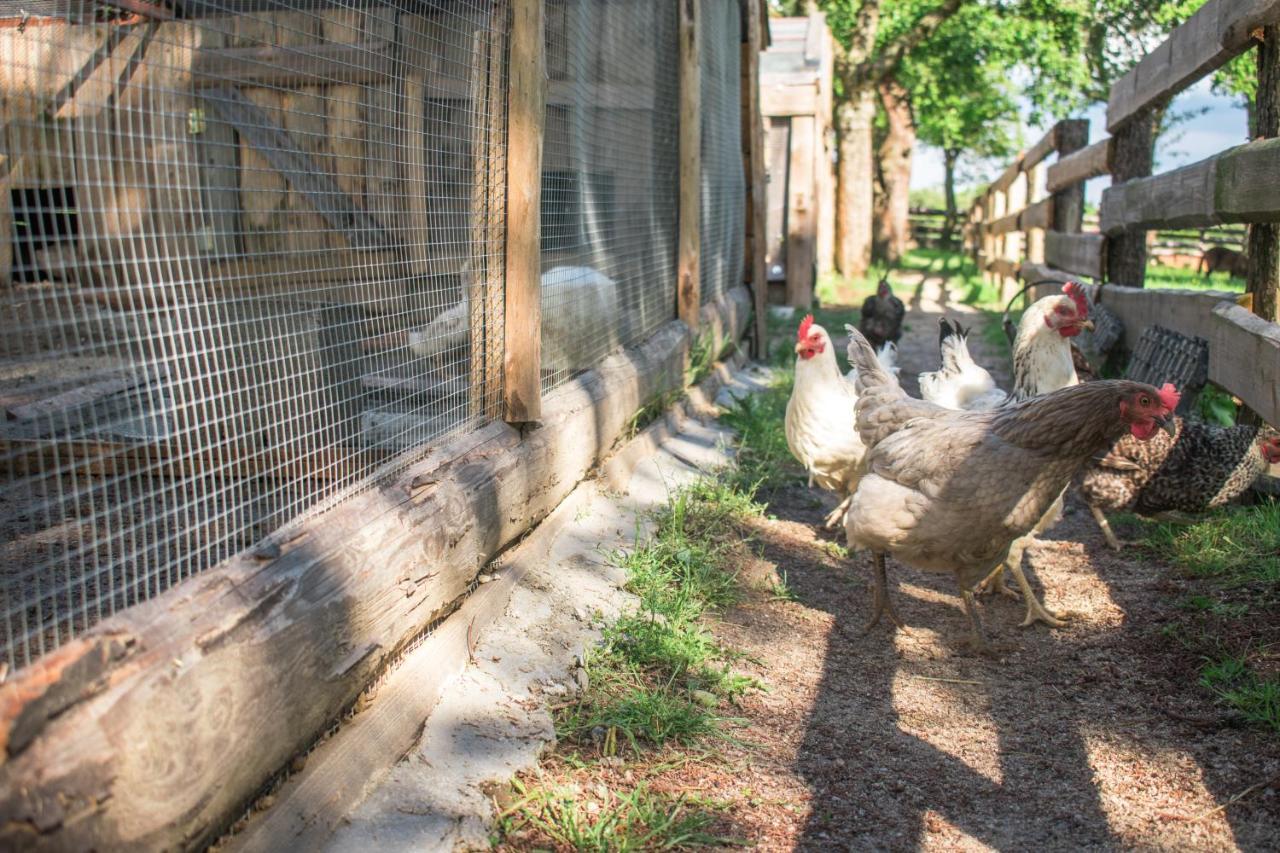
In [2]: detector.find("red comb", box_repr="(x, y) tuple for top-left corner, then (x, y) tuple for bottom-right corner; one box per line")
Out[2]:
(1157, 383), (1181, 412)
(1063, 282), (1089, 318)
(797, 314), (815, 342)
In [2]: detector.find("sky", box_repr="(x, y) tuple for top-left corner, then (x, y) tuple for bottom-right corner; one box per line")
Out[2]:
(909, 78), (1251, 204)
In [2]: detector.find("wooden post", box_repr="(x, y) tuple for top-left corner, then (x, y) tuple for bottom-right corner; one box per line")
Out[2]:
(1248, 24), (1279, 322)
(1003, 170), (1027, 300)
(402, 17), (431, 276)
(785, 114), (816, 308)
(678, 0), (701, 331)
(1105, 109), (1154, 287)
(989, 188), (1006, 288)
(741, 0), (769, 356)
(503, 0), (545, 422)
(1026, 161), (1046, 264)
(1052, 118), (1089, 236)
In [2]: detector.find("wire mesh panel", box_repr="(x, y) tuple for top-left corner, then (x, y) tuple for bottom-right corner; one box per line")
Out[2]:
(538, 0), (679, 390)
(698, 0), (742, 304)
(0, 0), (506, 670)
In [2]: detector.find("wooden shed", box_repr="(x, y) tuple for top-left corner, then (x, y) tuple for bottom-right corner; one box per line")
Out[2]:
(759, 12), (834, 308)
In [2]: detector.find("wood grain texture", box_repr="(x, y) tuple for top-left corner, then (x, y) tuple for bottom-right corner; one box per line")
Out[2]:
(1046, 137), (1111, 193)
(678, 0), (702, 329)
(1247, 25), (1279, 322)
(503, 0), (546, 422)
(1022, 124), (1059, 171)
(1045, 231), (1105, 280)
(1100, 139), (1280, 236)
(761, 84), (817, 116)
(1051, 119), (1089, 236)
(743, 0), (769, 356)
(785, 115), (816, 308)
(1209, 303), (1280, 425)
(1021, 195), (1053, 233)
(1107, 0), (1280, 133)
(0, 288), (751, 852)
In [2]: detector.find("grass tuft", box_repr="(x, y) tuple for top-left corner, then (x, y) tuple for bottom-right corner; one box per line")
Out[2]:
(1139, 501), (1280, 586)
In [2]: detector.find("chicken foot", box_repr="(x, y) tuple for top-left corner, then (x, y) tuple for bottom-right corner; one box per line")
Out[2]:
(975, 566), (1021, 601)
(861, 552), (904, 635)
(959, 587), (995, 657)
(1089, 505), (1138, 551)
(824, 494), (853, 529)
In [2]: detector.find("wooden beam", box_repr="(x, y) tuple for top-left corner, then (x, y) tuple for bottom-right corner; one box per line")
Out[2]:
(1107, 0), (1280, 133)
(803, 10), (825, 63)
(191, 40), (401, 88)
(0, 289), (751, 852)
(1045, 231), (1106, 279)
(678, 0), (701, 330)
(760, 84), (817, 117)
(1050, 119), (1090, 235)
(203, 87), (390, 251)
(503, 0), (546, 422)
(1046, 138), (1111, 193)
(742, 0), (770, 357)
(1021, 196), (1053, 232)
(991, 153), (1024, 194)
(1208, 302), (1280, 425)
(988, 211), (1021, 235)
(1022, 124), (1059, 171)
(1248, 24), (1280, 322)
(1100, 138), (1280, 235)
(785, 115), (816, 308)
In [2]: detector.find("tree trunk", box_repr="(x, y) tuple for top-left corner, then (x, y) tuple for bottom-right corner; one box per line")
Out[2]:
(836, 87), (876, 278)
(942, 148), (959, 248)
(874, 80), (914, 264)
(1249, 24), (1279, 322)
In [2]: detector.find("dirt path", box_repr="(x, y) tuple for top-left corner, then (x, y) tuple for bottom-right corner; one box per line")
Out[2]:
(683, 274), (1280, 849)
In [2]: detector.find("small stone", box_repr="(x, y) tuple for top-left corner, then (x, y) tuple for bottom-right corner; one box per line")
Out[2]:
(586, 801), (601, 814)
(575, 669), (590, 691)
(573, 606), (589, 622)
(477, 573), (496, 584)
(691, 689), (718, 708)
(543, 682), (568, 697)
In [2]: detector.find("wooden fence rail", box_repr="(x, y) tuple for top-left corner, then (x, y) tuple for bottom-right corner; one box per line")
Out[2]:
(963, 0), (1280, 428)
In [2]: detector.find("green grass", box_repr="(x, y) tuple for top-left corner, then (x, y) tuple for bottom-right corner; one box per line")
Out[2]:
(495, 780), (737, 851)
(1138, 501), (1280, 586)
(1145, 264), (1246, 293)
(717, 373), (799, 496)
(557, 480), (762, 755)
(1130, 499), (1280, 737)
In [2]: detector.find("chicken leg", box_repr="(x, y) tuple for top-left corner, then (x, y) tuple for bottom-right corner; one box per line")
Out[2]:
(861, 552), (904, 635)
(959, 586), (994, 657)
(824, 494), (852, 529)
(1090, 504), (1126, 551)
(975, 565), (1021, 601)
(1003, 537), (1069, 628)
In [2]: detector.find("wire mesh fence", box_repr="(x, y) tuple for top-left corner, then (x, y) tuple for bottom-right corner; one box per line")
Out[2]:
(0, 0), (506, 670)
(698, 0), (743, 305)
(0, 0), (746, 672)
(538, 0), (680, 391)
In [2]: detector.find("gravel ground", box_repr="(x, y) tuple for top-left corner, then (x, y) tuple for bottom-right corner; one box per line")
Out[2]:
(617, 273), (1280, 850)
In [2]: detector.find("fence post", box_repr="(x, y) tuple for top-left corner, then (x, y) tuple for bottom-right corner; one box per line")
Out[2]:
(1248, 23), (1279, 322)
(741, 0), (769, 356)
(1026, 161), (1046, 264)
(1003, 169), (1027, 301)
(1105, 110), (1154, 287)
(503, 0), (546, 422)
(1051, 119), (1089, 237)
(678, 0), (701, 331)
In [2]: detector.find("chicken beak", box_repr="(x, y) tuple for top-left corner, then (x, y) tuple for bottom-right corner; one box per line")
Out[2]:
(1155, 413), (1177, 436)
(1079, 319), (1096, 332)
(794, 342), (806, 355)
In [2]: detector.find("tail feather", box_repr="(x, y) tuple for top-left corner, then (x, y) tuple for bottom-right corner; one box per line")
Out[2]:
(937, 317), (978, 375)
(844, 325), (899, 396)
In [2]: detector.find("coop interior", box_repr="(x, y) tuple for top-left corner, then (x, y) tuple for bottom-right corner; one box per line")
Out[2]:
(0, 0), (734, 672)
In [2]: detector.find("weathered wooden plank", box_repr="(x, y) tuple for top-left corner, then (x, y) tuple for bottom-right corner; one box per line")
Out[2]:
(1100, 139), (1280, 235)
(991, 153), (1024, 194)
(503, 0), (545, 421)
(743, 0), (769, 356)
(760, 84), (817, 117)
(1051, 119), (1089, 236)
(1022, 124), (1059, 171)
(1215, 137), (1280, 224)
(1208, 302), (1280, 426)
(785, 114), (816, 308)
(1046, 138), (1111, 193)
(0, 285), (751, 852)
(1021, 196), (1053, 233)
(1107, 0), (1280, 133)
(803, 10), (825, 63)
(204, 87), (390, 250)
(1045, 231), (1105, 279)
(192, 40), (403, 89)
(678, 0), (701, 327)
(1247, 24), (1279, 322)
(988, 211), (1021, 235)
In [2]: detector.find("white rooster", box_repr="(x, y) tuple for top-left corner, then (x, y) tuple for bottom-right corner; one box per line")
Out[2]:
(784, 315), (895, 530)
(915, 283), (1094, 627)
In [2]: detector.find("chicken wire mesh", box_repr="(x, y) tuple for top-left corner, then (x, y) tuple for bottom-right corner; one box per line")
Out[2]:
(537, 0), (680, 391)
(0, 0), (507, 670)
(697, 0), (742, 305)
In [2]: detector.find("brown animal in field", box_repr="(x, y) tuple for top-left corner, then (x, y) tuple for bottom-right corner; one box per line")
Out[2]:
(1198, 246), (1248, 279)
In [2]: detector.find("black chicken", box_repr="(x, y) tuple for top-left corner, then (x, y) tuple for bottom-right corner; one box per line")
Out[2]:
(859, 275), (905, 350)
